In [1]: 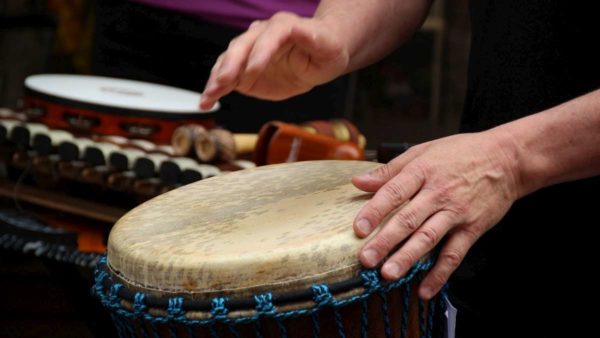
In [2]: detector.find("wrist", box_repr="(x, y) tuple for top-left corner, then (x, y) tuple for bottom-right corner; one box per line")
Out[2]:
(311, 15), (354, 74)
(488, 124), (548, 199)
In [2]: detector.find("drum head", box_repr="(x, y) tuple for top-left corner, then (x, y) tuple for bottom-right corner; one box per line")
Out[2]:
(107, 160), (381, 297)
(25, 74), (219, 118)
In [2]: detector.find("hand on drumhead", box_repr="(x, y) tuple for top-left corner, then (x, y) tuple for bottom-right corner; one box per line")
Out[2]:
(199, 12), (350, 110)
(352, 130), (524, 300)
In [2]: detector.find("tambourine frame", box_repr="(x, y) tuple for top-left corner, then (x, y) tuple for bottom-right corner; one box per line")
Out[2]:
(24, 81), (217, 144)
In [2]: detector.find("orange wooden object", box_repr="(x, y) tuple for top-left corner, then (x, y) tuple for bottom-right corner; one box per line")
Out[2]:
(254, 121), (364, 165)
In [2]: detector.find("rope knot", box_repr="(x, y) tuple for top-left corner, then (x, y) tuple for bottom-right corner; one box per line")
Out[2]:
(106, 283), (124, 311)
(311, 284), (333, 305)
(254, 293), (276, 315)
(133, 292), (147, 317)
(210, 297), (229, 319)
(360, 270), (381, 290)
(167, 297), (186, 321)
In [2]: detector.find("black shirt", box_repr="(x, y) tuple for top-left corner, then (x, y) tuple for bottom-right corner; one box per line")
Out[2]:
(451, 1), (599, 337)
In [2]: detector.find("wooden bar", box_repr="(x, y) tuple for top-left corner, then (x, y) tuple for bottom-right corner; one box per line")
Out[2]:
(0, 179), (126, 223)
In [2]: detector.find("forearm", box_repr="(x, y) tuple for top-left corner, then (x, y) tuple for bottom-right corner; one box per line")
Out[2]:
(314, 0), (433, 72)
(493, 89), (600, 196)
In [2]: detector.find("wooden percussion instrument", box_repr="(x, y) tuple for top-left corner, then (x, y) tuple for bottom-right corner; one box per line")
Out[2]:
(95, 161), (444, 338)
(158, 157), (220, 185)
(83, 142), (119, 167)
(133, 153), (168, 179)
(0, 107), (26, 122)
(302, 118), (367, 148)
(0, 119), (21, 143)
(171, 124), (258, 163)
(109, 148), (145, 171)
(254, 122), (364, 165)
(171, 124), (214, 160)
(32, 130), (74, 156)
(24, 74), (219, 144)
(9, 122), (49, 148)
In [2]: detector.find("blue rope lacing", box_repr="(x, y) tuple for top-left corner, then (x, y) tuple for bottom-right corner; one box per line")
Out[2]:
(94, 258), (440, 337)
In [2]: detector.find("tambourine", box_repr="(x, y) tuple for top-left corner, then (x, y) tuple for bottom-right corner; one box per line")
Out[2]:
(24, 74), (219, 144)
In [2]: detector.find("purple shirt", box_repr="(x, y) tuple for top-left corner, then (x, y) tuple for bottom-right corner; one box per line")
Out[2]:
(133, 0), (319, 29)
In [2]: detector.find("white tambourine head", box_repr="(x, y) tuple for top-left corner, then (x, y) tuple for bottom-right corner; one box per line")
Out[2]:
(25, 74), (220, 114)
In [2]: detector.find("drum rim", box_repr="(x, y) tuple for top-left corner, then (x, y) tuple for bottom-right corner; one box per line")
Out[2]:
(95, 255), (434, 316)
(24, 82), (219, 120)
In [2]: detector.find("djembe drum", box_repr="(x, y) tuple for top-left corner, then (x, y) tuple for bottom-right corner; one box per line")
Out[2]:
(94, 161), (445, 338)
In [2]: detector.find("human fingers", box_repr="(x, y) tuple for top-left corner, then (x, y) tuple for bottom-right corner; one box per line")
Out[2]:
(200, 21), (266, 109)
(353, 164), (426, 239)
(199, 54), (225, 110)
(418, 228), (479, 300)
(380, 210), (456, 280)
(352, 146), (423, 193)
(357, 187), (437, 268)
(240, 13), (304, 90)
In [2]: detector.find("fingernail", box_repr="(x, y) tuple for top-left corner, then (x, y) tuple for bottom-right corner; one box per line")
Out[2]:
(421, 285), (433, 299)
(362, 249), (379, 267)
(383, 262), (401, 279)
(199, 99), (210, 110)
(356, 218), (371, 235)
(358, 170), (372, 178)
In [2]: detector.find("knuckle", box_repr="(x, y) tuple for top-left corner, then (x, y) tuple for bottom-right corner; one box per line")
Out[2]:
(433, 186), (452, 205)
(327, 38), (343, 55)
(444, 203), (468, 221)
(394, 208), (420, 232)
(271, 11), (297, 22)
(375, 163), (393, 178)
(454, 202), (469, 215)
(227, 37), (239, 48)
(410, 162), (430, 181)
(429, 270), (449, 287)
(249, 20), (263, 29)
(373, 234), (395, 254)
(460, 226), (481, 242)
(397, 251), (417, 268)
(441, 249), (463, 269)
(381, 181), (407, 201)
(416, 227), (439, 248)
(366, 204), (384, 221)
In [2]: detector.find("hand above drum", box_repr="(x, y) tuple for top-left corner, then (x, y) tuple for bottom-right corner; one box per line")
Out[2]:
(352, 130), (523, 300)
(199, 0), (431, 110)
(199, 12), (349, 110)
